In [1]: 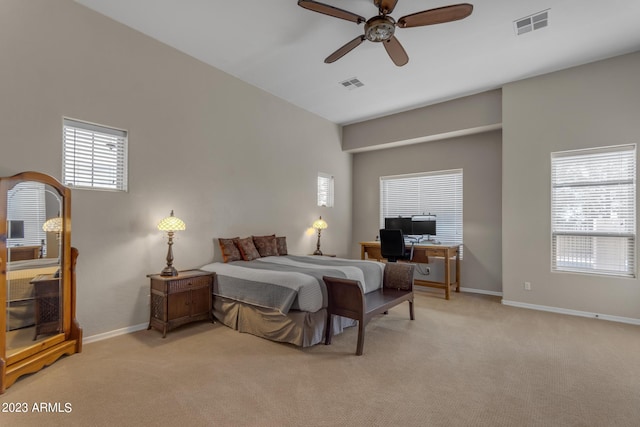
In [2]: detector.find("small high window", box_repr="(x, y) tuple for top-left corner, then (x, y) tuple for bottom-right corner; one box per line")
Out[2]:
(62, 118), (128, 191)
(317, 173), (334, 207)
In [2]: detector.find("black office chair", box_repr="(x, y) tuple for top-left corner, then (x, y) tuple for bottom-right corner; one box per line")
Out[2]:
(379, 229), (412, 262)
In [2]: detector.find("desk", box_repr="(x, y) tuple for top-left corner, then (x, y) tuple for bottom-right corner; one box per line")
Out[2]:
(360, 241), (461, 300)
(9, 245), (41, 261)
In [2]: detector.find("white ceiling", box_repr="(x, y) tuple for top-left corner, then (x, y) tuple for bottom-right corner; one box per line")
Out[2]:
(75, 0), (640, 125)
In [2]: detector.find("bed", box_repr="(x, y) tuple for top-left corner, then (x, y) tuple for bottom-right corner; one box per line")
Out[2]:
(200, 255), (386, 347)
(6, 258), (59, 331)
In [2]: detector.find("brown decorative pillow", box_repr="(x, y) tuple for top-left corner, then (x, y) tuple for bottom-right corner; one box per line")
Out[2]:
(218, 237), (242, 263)
(276, 236), (288, 256)
(236, 237), (261, 261)
(252, 234), (279, 257)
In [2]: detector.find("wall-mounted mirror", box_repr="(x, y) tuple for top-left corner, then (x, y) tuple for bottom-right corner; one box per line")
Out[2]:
(0, 171), (81, 393)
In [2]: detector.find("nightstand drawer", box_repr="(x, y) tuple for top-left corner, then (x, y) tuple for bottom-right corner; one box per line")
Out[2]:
(167, 274), (212, 294)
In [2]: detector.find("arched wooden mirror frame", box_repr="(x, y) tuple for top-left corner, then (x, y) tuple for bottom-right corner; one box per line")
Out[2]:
(0, 171), (81, 393)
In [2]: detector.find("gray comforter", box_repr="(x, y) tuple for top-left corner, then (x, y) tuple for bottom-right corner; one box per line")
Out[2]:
(200, 255), (385, 314)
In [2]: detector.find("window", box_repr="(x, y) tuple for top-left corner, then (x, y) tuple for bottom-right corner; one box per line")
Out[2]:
(551, 144), (636, 277)
(7, 181), (47, 250)
(317, 172), (334, 207)
(380, 169), (463, 248)
(63, 118), (128, 191)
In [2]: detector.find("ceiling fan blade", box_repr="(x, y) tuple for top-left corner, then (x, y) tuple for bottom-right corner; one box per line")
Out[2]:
(383, 36), (409, 66)
(397, 3), (473, 28)
(325, 35), (366, 63)
(374, 0), (399, 15)
(298, 0), (365, 24)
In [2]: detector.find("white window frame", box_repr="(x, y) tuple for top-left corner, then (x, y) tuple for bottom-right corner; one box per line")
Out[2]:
(551, 144), (636, 278)
(380, 169), (463, 249)
(317, 172), (334, 207)
(62, 118), (128, 192)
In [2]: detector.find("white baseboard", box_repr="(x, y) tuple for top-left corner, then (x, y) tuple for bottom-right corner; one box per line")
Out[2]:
(414, 286), (503, 297)
(460, 287), (503, 297)
(501, 299), (640, 326)
(83, 322), (148, 345)
(86, 293), (638, 344)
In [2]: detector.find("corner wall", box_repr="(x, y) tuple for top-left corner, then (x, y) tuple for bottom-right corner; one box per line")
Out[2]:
(502, 51), (640, 319)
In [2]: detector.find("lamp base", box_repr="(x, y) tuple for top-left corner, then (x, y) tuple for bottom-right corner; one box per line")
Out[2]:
(161, 232), (178, 276)
(314, 229), (323, 256)
(160, 266), (178, 277)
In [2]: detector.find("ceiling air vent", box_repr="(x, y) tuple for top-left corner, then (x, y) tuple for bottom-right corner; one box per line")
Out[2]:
(514, 9), (549, 35)
(340, 77), (364, 91)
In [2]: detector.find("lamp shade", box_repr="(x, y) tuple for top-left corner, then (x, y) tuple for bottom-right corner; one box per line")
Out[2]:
(157, 210), (186, 232)
(42, 217), (63, 233)
(312, 216), (328, 230)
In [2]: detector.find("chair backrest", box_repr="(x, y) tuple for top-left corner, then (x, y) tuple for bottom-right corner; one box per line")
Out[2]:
(379, 229), (406, 259)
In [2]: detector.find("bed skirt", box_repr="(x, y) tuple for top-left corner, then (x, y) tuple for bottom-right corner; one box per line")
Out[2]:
(213, 296), (356, 347)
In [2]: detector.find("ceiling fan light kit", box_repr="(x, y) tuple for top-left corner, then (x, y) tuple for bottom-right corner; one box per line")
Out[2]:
(365, 16), (396, 42)
(298, 0), (473, 67)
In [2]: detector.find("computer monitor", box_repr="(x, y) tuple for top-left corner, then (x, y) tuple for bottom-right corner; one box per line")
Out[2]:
(384, 217), (413, 235)
(411, 219), (436, 239)
(8, 220), (25, 239)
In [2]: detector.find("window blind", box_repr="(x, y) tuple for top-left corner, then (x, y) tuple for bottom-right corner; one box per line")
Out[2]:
(317, 173), (334, 207)
(7, 182), (47, 252)
(551, 144), (636, 277)
(380, 169), (463, 248)
(63, 118), (128, 191)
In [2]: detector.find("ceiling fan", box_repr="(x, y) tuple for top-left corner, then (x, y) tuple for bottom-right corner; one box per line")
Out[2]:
(298, 0), (473, 66)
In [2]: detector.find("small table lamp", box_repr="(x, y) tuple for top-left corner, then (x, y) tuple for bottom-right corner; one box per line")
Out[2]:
(42, 217), (63, 276)
(157, 210), (186, 276)
(42, 217), (63, 236)
(312, 216), (328, 255)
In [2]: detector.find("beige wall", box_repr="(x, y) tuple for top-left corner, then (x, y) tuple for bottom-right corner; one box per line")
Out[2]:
(502, 52), (640, 319)
(351, 130), (503, 294)
(0, 0), (351, 338)
(343, 90), (502, 152)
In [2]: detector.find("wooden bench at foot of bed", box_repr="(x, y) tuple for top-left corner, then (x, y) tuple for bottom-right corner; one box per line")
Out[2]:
(323, 262), (415, 356)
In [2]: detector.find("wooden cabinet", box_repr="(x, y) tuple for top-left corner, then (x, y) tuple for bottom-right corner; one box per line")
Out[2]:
(147, 270), (215, 337)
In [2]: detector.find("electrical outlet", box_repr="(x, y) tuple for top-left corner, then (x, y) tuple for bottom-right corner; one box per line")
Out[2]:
(524, 281), (531, 291)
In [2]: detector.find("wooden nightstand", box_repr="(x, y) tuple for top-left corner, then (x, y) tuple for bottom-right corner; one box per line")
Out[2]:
(147, 270), (215, 338)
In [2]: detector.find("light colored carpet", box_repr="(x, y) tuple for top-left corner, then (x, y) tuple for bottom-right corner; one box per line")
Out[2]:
(2, 290), (640, 427)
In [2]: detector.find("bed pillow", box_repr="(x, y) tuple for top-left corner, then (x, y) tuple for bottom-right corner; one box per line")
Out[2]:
(237, 237), (261, 261)
(218, 237), (242, 263)
(276, 236), (288, 256)
(252, 234), (279, 257)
